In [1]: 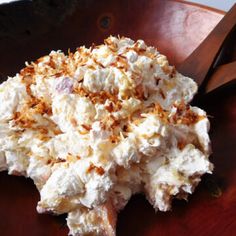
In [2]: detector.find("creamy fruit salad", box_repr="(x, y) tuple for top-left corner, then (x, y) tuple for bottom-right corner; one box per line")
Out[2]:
(0, 36), (213, 236)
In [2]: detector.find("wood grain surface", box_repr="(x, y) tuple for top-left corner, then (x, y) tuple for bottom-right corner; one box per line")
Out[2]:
(0, 0), (223, 79)
(206, 61), (236, 93)
(177, 3), (236, 92)
(1, 1), (236, 236)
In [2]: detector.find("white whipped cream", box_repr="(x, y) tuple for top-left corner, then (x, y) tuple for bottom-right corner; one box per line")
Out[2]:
(0, 36), (212, 236)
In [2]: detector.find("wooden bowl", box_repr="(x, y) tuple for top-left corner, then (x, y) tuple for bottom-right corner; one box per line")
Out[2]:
(1, 1), (236, 236)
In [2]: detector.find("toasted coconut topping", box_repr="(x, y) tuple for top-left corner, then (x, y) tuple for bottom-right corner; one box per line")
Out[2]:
(0, 36), (212, 236)
(13, 111), (36, 128)
(87, 163), (105, 176)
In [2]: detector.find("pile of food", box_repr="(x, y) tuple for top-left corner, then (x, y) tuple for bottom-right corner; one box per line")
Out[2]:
(0, 36), (213, 236)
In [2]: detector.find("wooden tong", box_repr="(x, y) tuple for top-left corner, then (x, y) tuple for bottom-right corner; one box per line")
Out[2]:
(177, 4), (236, 94)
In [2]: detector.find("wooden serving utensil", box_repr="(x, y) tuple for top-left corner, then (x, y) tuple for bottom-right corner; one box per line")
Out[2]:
(205, 61), (236, 93)
(177, 3), (236, 94)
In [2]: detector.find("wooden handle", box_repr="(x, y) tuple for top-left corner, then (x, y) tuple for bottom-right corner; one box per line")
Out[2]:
(205, 61), (236, 93)
(177, 4), (236, 91)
